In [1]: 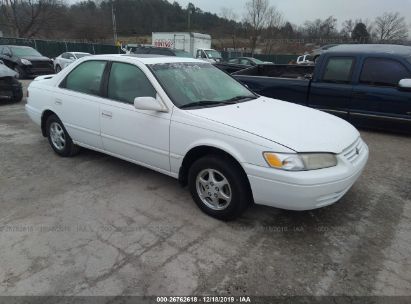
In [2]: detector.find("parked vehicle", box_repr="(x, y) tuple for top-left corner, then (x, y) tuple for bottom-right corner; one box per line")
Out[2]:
(152, 32), (222, 62)
(130, 46), (193, 58)
(234, 44), (411, 134)
(310, 44), (339, 62)
(54, 52), (91, 72)
(228, 57), (272, 66)
(0, 45), (54, 79)
(26, 54), (368, 220)
(296, 54), (314, 65)
(0, 60), (23, 103)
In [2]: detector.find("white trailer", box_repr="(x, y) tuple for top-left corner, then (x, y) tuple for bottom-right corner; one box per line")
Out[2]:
(152, 32), (222, 62)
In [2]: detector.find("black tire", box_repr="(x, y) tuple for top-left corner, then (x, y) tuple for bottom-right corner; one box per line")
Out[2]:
(13, 66), (25, 79)
(55, 65), (62, 73)
(12, 87), (23, 103)
(46, 114), (80, 157)
(188, 155), (252, 221)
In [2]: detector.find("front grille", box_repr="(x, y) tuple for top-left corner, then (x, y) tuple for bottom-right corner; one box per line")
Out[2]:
(342, 137), (365, 164)
(30, 61), (53, 69)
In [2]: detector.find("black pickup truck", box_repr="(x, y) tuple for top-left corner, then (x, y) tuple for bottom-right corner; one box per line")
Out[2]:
(233, 44), (411, 134)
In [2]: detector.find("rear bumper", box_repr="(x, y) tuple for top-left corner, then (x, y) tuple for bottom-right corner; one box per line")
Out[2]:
(244, 140), (369, 211)
(25, 104), (42, 126)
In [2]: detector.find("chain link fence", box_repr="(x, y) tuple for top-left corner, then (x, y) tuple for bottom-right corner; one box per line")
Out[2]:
(0, 37), (120, 58)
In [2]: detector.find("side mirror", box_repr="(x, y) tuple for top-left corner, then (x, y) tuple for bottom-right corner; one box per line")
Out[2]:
(398, 79), (411, 91)
(69, 56), (76, 60)
(134, 96), (167, 112)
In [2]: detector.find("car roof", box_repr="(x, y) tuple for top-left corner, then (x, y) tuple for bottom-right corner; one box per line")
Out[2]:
(2, 45), (34, 48)
(83, 54), (205, 65)
(326, 44), (411, 57)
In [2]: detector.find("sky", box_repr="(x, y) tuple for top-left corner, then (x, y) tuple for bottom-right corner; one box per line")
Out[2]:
(169, 0), (411, 27)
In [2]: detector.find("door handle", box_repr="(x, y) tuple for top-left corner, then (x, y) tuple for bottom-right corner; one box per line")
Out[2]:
(101, 111), (112, 118)
(55, 99), (62, 105)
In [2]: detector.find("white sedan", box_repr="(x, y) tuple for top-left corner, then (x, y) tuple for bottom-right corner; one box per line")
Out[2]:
(53, 52), (91, 72)
(26, 55), (368, 220)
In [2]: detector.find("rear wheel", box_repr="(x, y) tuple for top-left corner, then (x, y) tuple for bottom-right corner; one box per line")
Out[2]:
(188, 155), (251, 221)
(46, 114), (80, 157)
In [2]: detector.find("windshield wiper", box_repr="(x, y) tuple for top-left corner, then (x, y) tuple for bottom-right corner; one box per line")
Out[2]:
(180, 101), (225, 109)
(222, 95), (256, 103)
(180, 96), (256, 109)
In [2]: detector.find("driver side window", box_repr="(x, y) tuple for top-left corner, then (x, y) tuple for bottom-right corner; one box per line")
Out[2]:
(108, 62), (156, 104)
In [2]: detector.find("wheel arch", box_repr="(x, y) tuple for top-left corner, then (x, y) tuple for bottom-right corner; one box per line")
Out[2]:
(178, 144), (249, 189)
(41, 109), (58, 137)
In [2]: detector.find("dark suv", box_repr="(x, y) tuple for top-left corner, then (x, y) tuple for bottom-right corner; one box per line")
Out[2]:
(131, 46), (193, 58)
(0, 45), (55, 79)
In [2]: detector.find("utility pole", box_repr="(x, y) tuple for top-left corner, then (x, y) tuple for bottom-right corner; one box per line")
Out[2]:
(188, 8), (192, 32)
(111, 0), (118, 44)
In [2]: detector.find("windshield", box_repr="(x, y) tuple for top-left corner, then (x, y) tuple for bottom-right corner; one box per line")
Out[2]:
(251, 58), (264, 64)
(11, 47), (42, 57)
(174, 50), (194, 58)
(150, 63), (256, 108)
(74, 53), (90, 59)
(204, 50), (222, 59)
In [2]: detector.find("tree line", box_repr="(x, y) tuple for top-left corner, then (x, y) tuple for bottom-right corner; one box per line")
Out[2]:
(0, 0), (409, 52)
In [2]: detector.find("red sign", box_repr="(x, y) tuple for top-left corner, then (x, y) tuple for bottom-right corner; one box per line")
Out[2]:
(154, 40), (174, 48)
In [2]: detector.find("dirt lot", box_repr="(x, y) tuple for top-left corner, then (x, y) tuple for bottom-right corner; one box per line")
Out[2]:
(0, 80), (410, 296)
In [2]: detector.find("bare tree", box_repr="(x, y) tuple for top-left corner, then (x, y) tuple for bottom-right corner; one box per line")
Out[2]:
(263, 7), (284, 54)
(220, 7), (237, 21)
(341, 19), (355, 38)
(375, 12), (408, 41)
(0, 0), (65, 38)
(244, 0), (271, 54)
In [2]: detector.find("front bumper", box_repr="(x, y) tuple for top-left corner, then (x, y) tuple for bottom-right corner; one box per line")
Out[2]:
(244, 138), (369, 211)
(0, 77), (23, 102)
(22, 64), (55, 78)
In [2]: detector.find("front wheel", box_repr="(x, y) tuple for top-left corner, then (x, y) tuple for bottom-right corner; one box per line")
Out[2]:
(46, 114), (80, 157)
(188, 155), (251, 221)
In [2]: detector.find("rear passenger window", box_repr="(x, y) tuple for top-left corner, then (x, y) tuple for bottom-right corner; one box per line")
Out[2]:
(61, 60), (106, 95)
(108, 62), (156, 104)
(322, 57), (354, 83)
(360, 58), (410, 87)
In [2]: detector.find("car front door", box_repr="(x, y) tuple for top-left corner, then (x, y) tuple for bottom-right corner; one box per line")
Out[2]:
(350, 57), (411, 132)
(308, 56), (355, 120)
(99, 61), (171, 172)
(57, 60), (106, 149)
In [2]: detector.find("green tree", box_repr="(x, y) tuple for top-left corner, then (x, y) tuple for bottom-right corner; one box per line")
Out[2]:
(352, 22), (370, 43)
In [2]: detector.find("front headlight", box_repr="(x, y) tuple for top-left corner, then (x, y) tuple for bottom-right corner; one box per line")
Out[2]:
(263, 152), (337, 171)
(21, 59), (32, 65)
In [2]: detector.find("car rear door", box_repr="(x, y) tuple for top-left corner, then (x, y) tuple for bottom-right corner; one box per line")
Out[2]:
(99, 61), (171, 172)
(56, 60), (106, 149)
(308, 56), (355, 119)
(350, 57), (411, 132)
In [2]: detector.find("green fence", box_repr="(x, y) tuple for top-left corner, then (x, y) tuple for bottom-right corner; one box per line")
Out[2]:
(0, 37), (298, 63)
(0, 37), (120, 58)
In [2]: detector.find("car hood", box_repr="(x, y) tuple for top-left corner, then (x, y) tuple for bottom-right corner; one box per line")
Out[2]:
(0, 64), (17, 77)
(21, 56), (51, 62)
(188, 97), (359, 153)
